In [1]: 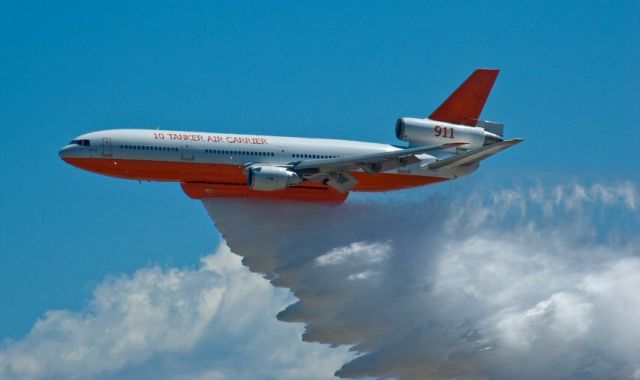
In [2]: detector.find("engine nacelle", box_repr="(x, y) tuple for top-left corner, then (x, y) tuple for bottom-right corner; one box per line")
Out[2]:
(395, 118), (501, 149)
(247, 166), (302, 191)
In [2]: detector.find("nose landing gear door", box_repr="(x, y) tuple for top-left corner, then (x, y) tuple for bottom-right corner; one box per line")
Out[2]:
(102, 137), (112, 156)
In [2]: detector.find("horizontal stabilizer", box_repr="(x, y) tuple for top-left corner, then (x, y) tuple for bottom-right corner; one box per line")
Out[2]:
(429, 69), (499, 126)
(428, 139), (523, 170)
(477, 120), (504, 137)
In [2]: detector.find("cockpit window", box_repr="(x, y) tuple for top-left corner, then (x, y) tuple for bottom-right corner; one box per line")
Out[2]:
(70, 139), (91, 147)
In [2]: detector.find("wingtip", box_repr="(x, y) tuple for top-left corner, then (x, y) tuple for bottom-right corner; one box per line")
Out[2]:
(503, 138), (524, 146)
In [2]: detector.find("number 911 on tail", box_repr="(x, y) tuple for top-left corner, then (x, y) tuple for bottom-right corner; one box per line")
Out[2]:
(59, 69), (523, 204)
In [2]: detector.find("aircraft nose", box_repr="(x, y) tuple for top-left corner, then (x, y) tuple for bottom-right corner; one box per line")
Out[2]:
(59, 145), (73, 163)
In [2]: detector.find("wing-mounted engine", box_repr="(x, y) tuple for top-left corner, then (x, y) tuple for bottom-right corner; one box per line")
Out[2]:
(247, 165), (302, 191)
(395, 117), (503, 149)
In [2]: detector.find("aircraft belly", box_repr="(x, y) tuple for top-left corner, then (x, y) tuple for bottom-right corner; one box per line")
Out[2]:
(350, 172), (447, 191)
(62, 157), (448, 193)
(61, 157), (246, 183)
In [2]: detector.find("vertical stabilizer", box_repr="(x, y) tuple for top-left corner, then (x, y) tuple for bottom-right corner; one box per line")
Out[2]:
(429, 69), (499, 126)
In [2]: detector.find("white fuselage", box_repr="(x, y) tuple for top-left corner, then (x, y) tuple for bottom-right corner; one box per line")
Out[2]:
(59, 128), (474, 202)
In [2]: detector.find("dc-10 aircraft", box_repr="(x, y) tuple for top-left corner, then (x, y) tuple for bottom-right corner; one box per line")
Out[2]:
(60, 69), (522, 203)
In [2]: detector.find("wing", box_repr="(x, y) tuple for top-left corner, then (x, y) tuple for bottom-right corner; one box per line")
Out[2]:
(427, 138), (523, 171)
(289, 142), (466, 193)
(293, 142), (466, 173)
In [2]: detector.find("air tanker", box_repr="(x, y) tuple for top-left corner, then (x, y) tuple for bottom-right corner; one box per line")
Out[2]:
(60, 69), (522, 203)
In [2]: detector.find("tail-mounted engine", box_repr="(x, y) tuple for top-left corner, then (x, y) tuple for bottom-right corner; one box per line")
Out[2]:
(395, 118), (503, 149)
(247, 166), (302, 191)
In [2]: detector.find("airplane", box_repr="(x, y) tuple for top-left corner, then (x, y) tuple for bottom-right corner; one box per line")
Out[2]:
(59, 69), (522, 203)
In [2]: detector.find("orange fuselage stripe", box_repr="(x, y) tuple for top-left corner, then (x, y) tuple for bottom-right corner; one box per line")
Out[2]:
(63, 157), (446, 192)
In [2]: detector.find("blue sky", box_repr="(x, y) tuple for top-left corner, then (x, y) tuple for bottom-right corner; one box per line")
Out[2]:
(0, 0), (638, 351)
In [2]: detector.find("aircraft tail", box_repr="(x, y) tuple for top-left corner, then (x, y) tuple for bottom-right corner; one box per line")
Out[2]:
(429, 69), (499, 127)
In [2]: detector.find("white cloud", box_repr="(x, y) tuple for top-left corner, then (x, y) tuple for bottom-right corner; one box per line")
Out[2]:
(0, 246), (353, 380)
(492, 292), (593, 351)
(3, 180), (639, 380)
(204, 180), (640, 380)
(315, 241), (391, 266)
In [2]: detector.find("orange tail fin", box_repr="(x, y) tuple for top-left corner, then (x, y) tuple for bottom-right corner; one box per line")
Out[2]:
(429, 69), (499, 126)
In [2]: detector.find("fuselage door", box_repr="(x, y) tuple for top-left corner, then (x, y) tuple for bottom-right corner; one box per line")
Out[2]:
(102, 137), (112, 156)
